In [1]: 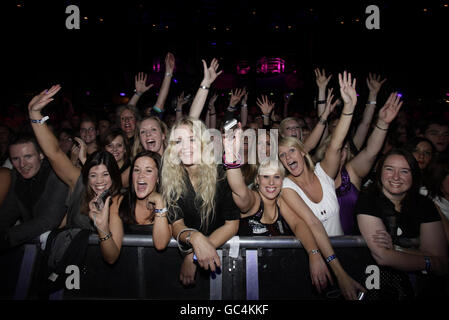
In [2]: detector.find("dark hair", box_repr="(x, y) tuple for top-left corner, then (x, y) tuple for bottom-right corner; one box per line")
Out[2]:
(101, 128), (131, 162)
(80, 150), (122, 215)
(80, 115), (98, 128)
(119, 150), (162, 225)
(420, 117), (449, 134)
(9, 133), (43, 156)
(374, 148), (422, 213)
(425, 154), (449, 199)
(404, 136), (435, 155)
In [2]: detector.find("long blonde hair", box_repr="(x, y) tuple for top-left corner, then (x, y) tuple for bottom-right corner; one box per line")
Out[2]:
(161, 117), (219, 231)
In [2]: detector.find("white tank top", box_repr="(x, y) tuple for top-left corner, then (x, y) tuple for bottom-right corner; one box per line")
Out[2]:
(282, 162), (343, 236)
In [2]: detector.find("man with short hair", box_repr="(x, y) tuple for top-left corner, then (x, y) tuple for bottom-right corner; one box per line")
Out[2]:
(421, 119), (449, 154)
(0, 134), (69, 250)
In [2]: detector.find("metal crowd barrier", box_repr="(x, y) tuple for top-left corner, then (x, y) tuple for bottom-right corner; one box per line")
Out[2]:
(1, 235), (376, 300)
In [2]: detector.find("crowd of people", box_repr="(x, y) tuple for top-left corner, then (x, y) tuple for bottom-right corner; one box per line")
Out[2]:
(0, 52), (448, 300)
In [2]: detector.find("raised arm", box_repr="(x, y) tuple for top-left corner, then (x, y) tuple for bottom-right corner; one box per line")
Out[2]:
(347, 92), (403, 188)
(205, 92), (218, 129)
(256, 95), (274, 129)
(175, 91), (189, 122)
(189, 58), (222, 119)
(128, 72), (154, 107)
(314, 68), (333, 118)
(223, 126), (257, 213)
(321, 71), (357, 179)
(153, 52), (175, 113)
(240, 90), (248, 127)
(352, 73), (387, 150)
(28, 85), (80, 189)
(304, 88), (337, 152)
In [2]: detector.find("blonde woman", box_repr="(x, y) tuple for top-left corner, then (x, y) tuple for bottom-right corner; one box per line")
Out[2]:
(131, 116), (168, 158)
(162, 117), (240, 286)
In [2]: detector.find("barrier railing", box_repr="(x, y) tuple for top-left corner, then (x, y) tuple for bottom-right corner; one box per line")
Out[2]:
(1, 235), (376, 300)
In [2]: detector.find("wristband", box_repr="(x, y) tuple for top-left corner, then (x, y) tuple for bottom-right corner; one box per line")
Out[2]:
(165, 72), (173, 77)
(227, 105), (238, 112)
(325, 254), (337, 264)
(261, 114), (270, 118)
(317, 100), (326, 104)
(241, 103), (248, 108)
(134, 89), (142, 97)
(375, 124), (388, 131)
(318, 117), (327, 125)
(367, 101), (376, 105)
(199, 85), (210, 90)
(341, 111), (354, 116)
(153, 105), (163, 113)
(309, 249), (321, 255)
(30, 116), (49, 125)
(99, 232), (112, 242)
(154, 207), (168, 218)
(176, 228), (198, 253)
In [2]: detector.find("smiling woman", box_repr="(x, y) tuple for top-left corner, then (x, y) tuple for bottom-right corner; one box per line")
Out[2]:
(355, 148), (448, 299)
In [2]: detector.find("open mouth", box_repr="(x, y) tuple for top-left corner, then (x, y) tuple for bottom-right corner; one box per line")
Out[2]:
(146, 139), (156, 149)
(265, 186), (277, 194)
(287, 161), (298, 171)
(136, 181), (148, 192)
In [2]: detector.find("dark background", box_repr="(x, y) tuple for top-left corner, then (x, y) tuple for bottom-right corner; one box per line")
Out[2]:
(2, 0), (448, 116)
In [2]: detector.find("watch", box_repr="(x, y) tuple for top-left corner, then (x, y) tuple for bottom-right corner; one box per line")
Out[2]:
(30, 116), (49, 125)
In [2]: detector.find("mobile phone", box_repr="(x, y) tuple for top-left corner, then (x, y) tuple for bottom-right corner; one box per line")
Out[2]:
(95, 189), (111, 211)
(223, 118), (238, 132)
(357, 291), (365, 300)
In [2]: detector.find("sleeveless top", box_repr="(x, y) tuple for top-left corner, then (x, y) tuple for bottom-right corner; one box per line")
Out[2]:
(282, 162), (343, 236)
(238, 197), (293, 237)
(335, 166), (359, 235)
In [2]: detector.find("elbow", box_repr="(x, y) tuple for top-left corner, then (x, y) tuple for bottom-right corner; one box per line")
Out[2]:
(154, 237), (170, 251)
(104, 254), (119, 265)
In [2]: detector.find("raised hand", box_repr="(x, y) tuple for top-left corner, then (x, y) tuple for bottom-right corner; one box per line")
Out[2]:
(201, 58), (223, 86)
(320, 88), (338, 119)
(338, 71), (357, 108)
(208, 93), (218, 109)
(229, 88), (246, 107)
(176, 91), (190, 108)
(377, 92), (403, 126)
(135, 72), (154, 95)
(315, 68), (333, 89)
(165, 52), (175, 74)
(28, 85), (61, 113)
(256, 95), (275, 116)
(366, 72), (387, 95)
(223, 123), (243, 163)
(73, 137), (87, 165)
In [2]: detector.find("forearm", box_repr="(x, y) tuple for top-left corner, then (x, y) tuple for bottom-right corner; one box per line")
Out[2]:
(317, 87), (327, 117)
(128, 93), (141, 108)
(153, 217), (171, 250)
(189, 81), (210, 119)
(352, 104), (377, 150)
(154, 73), (173, 111)
(304, 118), (326, 152)
(329, 103), (354, 150)
(29, 111), (61, 157)
(241, 106), (248, 127)
(208, 220), (239, 248)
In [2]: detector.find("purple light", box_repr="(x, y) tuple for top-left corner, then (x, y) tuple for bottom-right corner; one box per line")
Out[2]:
(120, 93), (126, 97)
(211, 42), (217, 46)
(173, 78), (178, 83)
(446, 93), (449, 96)
(86, 91), (90, 96)
(397, 93), (402, 98)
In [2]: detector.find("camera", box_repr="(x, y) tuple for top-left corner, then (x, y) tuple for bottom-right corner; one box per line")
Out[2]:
(95, 189), (111, 211)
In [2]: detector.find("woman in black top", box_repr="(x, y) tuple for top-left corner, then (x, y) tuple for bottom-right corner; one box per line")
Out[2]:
(355, 148), (448, 297)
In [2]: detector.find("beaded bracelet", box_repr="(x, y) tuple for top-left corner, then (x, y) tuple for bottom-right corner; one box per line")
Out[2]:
(223, 153), (242, 169)
(325, 254), (337, 264)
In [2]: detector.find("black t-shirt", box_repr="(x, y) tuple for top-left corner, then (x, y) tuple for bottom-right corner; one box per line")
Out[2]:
(354, 191), (441, 241)
(171, 166), (240, 236)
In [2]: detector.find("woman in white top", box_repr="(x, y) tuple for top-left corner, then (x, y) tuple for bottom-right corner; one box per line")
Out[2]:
(277, 72), (365, 299)
(279, 71), (357, 236)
